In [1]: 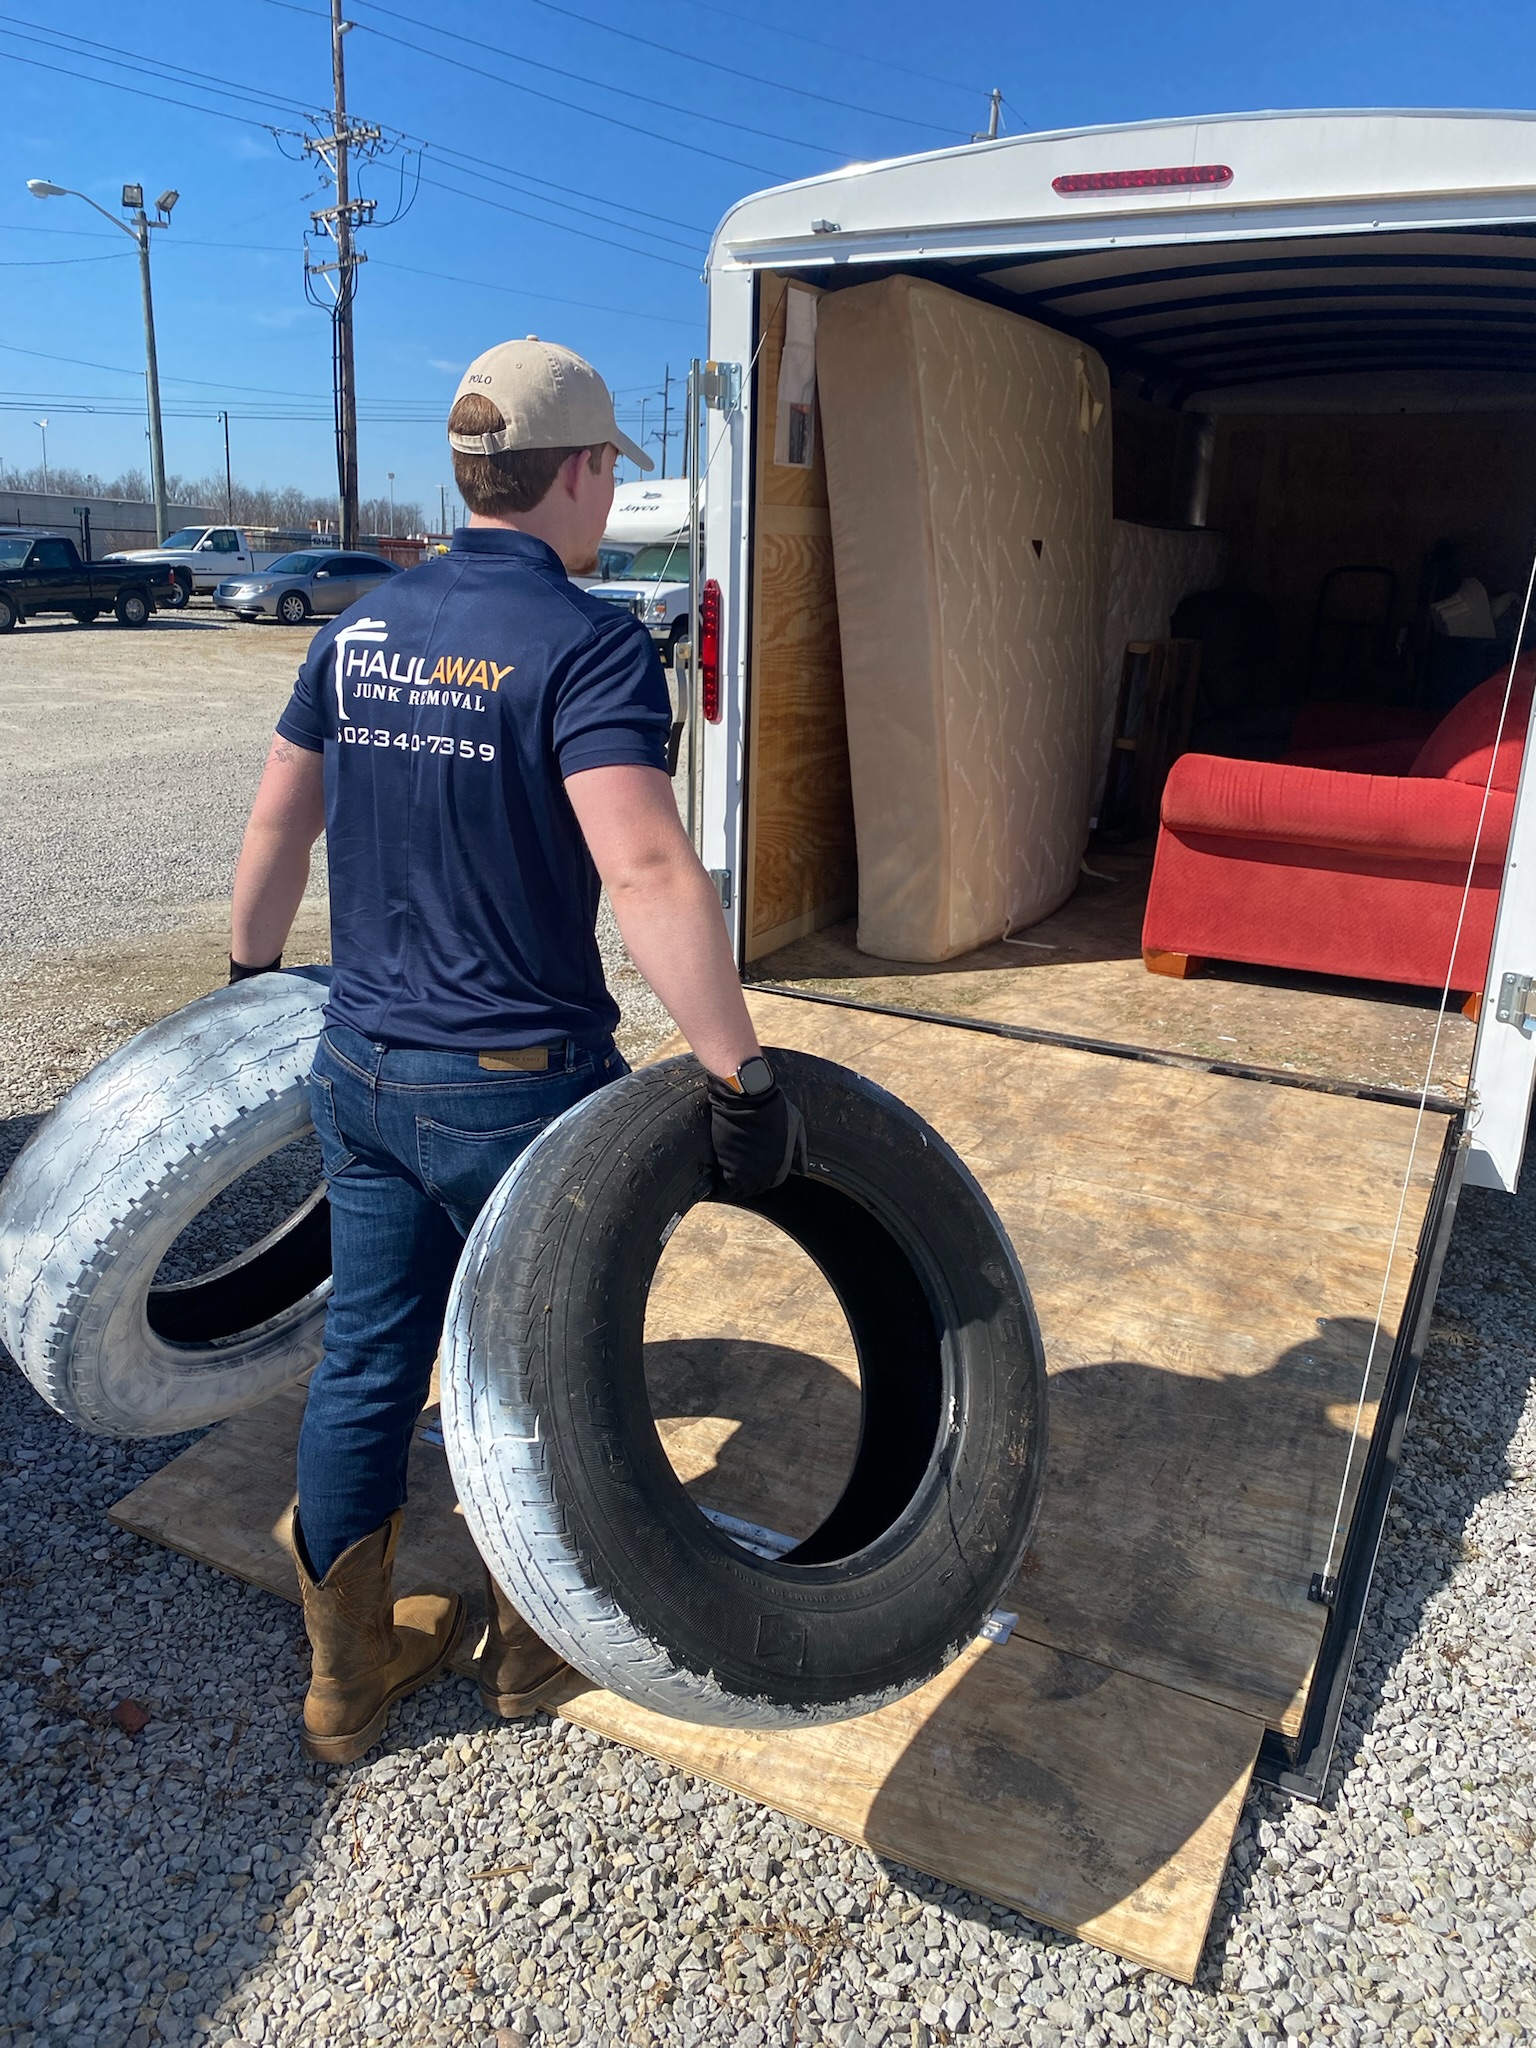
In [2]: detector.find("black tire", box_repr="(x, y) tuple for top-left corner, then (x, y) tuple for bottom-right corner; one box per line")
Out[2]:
(0, 971), (333, 1436)
(277, 590), (311, 625)
(114, 587), (151, 627)
(442, 1048), (1047, 1729)
(0, 593), (17, 632)
(163, 570), (192, 610)
(71, 607), (101, 626)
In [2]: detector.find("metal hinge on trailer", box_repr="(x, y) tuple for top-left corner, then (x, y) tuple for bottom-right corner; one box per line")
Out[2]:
(1495, 971), (1535, 1030)
(701, 361), (741, 412)
(708, 869), (733, 909)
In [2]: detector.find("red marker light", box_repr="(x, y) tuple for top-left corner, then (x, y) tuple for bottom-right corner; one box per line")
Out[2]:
(700, 577), (722, 723)
(1052, 164), (1233, 195)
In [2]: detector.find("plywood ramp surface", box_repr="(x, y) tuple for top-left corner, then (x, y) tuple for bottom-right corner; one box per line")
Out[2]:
(111, 1385), (1260, 1983)
(736, 992), (1443, 1734)
(110, 1009), (1440, 1980)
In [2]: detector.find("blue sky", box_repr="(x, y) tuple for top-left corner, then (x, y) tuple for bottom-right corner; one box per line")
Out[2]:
(5, 1), (1536, 524)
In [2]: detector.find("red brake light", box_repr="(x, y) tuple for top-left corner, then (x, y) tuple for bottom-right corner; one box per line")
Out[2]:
(1052, 164), (1233, 195)
(700, 576), (722, 723)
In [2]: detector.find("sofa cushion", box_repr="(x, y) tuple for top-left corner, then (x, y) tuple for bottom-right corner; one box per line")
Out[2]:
(1410, 657), (1534, 789)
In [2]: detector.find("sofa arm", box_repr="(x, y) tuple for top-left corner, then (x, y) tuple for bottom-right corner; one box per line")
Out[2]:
(1161, 753), (1514, 865)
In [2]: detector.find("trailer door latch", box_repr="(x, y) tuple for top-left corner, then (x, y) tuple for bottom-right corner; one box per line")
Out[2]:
(1495, 971), (1534, 1030)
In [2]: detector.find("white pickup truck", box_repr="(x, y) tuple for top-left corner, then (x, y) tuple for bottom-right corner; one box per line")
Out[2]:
(587, 538), (694, 666)
(102, 525), (289, 607)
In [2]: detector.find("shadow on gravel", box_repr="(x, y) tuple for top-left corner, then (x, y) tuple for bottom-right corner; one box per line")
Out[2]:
(1194, 1128), (1536, 1985)
(1, 1111), (42, 1183)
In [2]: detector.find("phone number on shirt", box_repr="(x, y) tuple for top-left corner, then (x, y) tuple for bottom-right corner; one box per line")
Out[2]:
(339, 726), (496, 762)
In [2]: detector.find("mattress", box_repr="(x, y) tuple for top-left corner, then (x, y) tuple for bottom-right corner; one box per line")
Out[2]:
(1096, 521), (1227, 817)
(816, 273), (1112, 962)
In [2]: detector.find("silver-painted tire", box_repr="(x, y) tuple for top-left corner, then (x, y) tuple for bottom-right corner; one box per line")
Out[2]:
(0, 972), (332, 1437)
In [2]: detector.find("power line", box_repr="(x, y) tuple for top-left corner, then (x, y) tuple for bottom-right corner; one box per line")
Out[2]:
(258, 0), (793, 176)
(0, 40), (300, 136)
(370, 260), (700, 328)
(413, 152), (705, 253)
(416, 174), (702, 273)
(348, 4), (819, 168)
(500, 0), (959, 137)
(670, 0), (988, 99)
(0, 17), (313, 126)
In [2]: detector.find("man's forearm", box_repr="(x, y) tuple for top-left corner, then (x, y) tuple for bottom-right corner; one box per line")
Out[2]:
(231, 825), (312, 966)
(607, 856), (760, 1079)
(230, 735), (327, 969)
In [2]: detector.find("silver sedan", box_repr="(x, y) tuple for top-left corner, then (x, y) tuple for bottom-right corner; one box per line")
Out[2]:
(213, 549), (400, 624)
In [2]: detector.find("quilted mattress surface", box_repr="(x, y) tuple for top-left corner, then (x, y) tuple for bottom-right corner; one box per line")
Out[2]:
(817, 273), (1112, 961)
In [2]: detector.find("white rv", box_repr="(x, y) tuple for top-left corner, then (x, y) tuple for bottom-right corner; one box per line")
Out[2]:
(671, 109), (1536, 1851)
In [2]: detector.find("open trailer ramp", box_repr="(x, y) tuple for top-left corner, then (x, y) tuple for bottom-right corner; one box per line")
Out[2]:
(111, 991), (1451, 1979)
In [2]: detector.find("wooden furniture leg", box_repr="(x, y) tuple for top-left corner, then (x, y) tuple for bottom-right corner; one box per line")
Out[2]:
(1143, 948), (1202, 979)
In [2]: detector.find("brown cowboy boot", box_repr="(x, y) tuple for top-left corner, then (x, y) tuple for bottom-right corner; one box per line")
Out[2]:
(479, 1565), (570, 1717)
(283, 1505), (465, 1763)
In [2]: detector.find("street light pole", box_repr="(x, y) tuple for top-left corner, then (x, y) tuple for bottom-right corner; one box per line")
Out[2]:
(219, 411), (234, 522)
(387, 471), (395, 537)
(34, 419), (48, 493)
(26, 177), (178, 541)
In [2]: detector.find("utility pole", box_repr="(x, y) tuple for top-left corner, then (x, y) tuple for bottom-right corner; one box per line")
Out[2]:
(660, 365), (672, 480)
(438, 483), (447, 534)
(305, 1), (379, 549)
(219, 411), (233, 521)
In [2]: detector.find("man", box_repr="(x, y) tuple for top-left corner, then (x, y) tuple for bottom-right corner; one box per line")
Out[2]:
(229, 338), (803, 1764)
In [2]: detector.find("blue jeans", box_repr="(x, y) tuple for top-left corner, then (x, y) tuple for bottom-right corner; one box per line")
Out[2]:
(298, 1022), (627, 1578)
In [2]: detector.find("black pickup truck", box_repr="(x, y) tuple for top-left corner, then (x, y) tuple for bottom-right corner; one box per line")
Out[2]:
(0, 533), (175, 630)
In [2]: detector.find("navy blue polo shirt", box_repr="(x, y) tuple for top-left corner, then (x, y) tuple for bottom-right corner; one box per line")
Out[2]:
(276, 527), (671, 1051)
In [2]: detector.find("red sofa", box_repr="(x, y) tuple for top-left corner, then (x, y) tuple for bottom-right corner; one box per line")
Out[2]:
(1142, 662), (1533, 997)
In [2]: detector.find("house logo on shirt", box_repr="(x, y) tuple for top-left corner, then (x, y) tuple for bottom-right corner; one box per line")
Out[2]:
(332, 618), (513, 720)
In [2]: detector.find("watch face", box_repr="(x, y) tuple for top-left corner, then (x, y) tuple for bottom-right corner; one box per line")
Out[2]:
(737, 1055), (775, 1098)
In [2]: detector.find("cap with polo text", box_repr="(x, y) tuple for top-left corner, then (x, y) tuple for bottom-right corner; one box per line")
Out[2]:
(449, 337), (652, 471)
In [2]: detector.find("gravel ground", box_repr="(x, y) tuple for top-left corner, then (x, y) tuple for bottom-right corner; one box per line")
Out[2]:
(3, 617), (1535, 2046)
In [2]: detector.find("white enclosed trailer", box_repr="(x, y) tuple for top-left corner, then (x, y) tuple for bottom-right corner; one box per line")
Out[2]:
(595, 108), (1536, 1961)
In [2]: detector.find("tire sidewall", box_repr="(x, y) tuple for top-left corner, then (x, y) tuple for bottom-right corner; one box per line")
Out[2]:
(446, 1050), (1047, 1722)
(278, 592), (310, 625)
(116, 589), (150, 627)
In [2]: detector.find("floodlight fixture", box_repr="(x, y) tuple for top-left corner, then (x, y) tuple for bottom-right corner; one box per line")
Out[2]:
(156, 189), (179, 216)
(121, 182), (144, 211)
(26, 179), (67, 198)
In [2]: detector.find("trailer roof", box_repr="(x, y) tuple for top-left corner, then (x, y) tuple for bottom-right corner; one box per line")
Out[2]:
(714, 113), (1536, 409)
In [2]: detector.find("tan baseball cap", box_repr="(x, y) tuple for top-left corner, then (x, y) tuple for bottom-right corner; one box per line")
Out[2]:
(449, 337), (652, 471)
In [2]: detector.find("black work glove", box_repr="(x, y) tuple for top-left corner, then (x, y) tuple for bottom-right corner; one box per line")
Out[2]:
(708, 1061), (807, 1202)
(229, 953), (282, 983)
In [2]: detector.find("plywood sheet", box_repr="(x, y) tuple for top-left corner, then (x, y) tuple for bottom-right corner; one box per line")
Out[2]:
(745, 274), (857, 959)
(729, 992), (1441, 1731)
(111, 1380), (1260, 1983)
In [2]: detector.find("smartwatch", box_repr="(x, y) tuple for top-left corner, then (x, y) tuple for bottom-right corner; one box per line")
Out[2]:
(721, 1054), (776, 1098)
